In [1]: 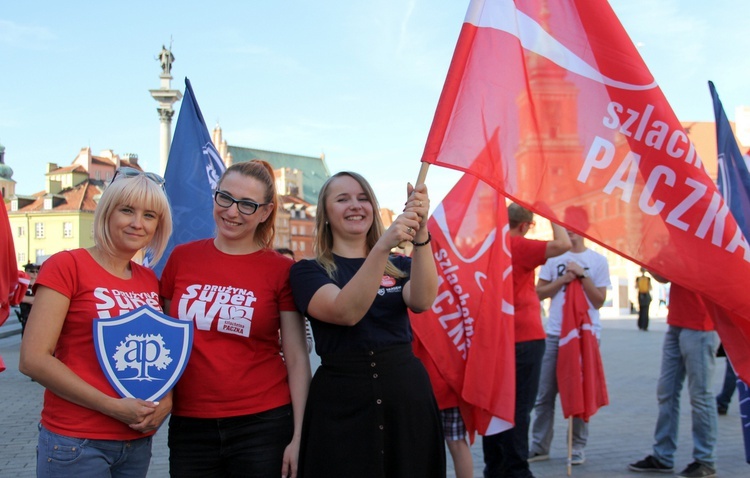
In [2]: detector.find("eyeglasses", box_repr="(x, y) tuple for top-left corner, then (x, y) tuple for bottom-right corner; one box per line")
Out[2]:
(112, 167), (166, 188)
(214, 190), (268, 215)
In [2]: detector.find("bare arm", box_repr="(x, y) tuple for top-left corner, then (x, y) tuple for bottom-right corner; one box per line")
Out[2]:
(279, 310), (312, 478)
(305, 242), (393, 326)
(402, 183), (437, 312)
(565, 261), (607, 309)
(19, 286), (159, 427)
(536, 273), (575, 301)
(545, 223), (572, 259)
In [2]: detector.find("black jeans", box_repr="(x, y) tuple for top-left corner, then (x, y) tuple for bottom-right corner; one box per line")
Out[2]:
(483, 339), (546, 478)
(638, 293), (651, 330)
(168, 405), (293, 478)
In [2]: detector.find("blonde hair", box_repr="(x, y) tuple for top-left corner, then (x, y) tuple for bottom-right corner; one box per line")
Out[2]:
(94, 174), (173, 265)
(217, 160), (278, 249)
(314, 171), (406, 280)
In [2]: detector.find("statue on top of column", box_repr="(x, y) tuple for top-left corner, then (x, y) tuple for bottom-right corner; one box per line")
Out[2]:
(157, 44), (174, 75)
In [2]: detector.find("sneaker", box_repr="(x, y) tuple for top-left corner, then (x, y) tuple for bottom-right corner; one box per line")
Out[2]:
(528, 452), (549, 463)
(676, 462), (716, 478)
(571, 449), (585, 465)
(628, 455), (674, 473)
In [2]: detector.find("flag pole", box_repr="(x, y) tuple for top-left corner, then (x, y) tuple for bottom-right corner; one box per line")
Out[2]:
(398, 162), (431, 249)
(567, 417), (573, 476)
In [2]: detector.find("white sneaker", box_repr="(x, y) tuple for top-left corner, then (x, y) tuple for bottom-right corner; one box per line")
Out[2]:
(528, 452), (549, 463)
(571, 450), (586, 465)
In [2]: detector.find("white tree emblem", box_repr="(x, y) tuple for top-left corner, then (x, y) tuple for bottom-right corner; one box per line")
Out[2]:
(112, 334), (172, 381)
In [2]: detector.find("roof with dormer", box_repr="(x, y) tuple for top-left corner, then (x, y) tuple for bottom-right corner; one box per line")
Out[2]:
(227, 146), (329, 205)
(280, 194), (314, 210)
(47, 164), (89, 175)
(6, 180), (102, 213)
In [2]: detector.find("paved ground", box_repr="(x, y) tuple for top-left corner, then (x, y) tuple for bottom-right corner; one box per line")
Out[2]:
(1, 312), (747, 477)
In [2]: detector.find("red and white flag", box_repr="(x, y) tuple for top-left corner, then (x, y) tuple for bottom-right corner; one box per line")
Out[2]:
(420, 0), (750, 382)
(411, 171), (515, 437)
(1, 203), (18, 328)
(557, 280), (608, 421)
(2, 201), (20, 373)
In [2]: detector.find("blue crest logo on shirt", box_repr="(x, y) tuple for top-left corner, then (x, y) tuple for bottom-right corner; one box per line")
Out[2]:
(93, 305), (193, 402)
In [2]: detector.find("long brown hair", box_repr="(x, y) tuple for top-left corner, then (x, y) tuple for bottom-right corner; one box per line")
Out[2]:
(314, 171), (405, 279)
(217, 160), (278, 249)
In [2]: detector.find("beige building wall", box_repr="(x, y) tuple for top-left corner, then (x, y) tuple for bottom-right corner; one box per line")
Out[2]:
(9, 210), (95, 268)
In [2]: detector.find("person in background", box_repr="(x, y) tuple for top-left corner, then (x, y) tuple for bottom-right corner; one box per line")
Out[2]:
(16, 263), (39, 337)
(289, 172), (445, 477)
(19, 168), (173, 477)
(628, 281), (719, 478)
(635, 268), (653, 331)
(715, 344), (736, 415)
(276, 247), (314, 355)
(482, 203), (571, 478)
(161, 161), (311, 478)
(529, 216), (610, 467)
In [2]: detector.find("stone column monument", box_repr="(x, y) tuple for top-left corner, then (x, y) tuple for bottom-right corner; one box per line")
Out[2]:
(149, 43), (182, 175)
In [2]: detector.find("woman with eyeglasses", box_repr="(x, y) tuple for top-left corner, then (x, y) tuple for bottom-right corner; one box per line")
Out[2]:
(19, 168), (173, 477)
(288, 171), (445, 477)
(160, 160), (311, 478)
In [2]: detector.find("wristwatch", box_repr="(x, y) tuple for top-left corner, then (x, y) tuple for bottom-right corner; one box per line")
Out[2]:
(578, 270), (589, 279)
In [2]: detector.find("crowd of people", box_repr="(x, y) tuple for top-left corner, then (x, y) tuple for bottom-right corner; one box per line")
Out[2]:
(13, 164), (731, 478)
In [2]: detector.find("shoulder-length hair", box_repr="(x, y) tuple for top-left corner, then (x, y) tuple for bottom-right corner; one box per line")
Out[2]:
(217, 160), (278, 249)
(94, 174), (173, 265)
(314, 171), (406, 279)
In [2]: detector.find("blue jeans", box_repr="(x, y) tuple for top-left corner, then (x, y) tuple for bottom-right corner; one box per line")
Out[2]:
(652, 326), (718, 468)
(483, 339), (545, 478)
(168, 404), (293, 477)
(37, 424), (152, 478)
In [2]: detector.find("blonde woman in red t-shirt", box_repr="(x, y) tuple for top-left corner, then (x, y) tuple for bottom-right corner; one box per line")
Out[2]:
(20, 168), (173, 477)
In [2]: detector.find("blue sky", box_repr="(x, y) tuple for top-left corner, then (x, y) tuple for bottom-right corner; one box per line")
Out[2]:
(1, 1), (748, 212)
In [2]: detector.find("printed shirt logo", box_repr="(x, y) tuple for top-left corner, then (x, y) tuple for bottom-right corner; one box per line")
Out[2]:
(381, 275), (396, 287)
(94, 305), (193, 401)
(178, 283), (258, 337)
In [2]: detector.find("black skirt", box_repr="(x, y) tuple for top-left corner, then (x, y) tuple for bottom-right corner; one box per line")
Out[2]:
(299, 344), (446, 478)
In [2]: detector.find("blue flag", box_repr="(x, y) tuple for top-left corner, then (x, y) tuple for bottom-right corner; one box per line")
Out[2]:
(709, 80), (750, 464)
(146, 78), (226, 276)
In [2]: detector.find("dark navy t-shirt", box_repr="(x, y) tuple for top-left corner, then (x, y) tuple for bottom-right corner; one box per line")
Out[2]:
(289, 254), (412, 355)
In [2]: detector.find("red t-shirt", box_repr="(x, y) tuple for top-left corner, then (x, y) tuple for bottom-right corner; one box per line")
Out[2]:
(666, 283), (714, 331)
(36, 249), (162, 440)
(510, 235), (548, 342)
(160, 240), (297, 418)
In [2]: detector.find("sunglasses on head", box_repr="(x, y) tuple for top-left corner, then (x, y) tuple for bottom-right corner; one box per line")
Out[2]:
(214, 190), (269, 216)
(112, 167), (166, 188)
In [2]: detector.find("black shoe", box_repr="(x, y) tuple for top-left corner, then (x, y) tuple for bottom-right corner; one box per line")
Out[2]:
(676, 461), (716, 478)
(628, 455), (674, 473)
(717, 405), (728, 415)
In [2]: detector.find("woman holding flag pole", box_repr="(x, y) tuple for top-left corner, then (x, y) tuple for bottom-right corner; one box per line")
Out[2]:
(289, 168), (446, 477)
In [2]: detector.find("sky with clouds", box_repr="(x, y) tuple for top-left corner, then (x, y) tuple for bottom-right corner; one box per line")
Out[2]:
(1, 0), (748, 212)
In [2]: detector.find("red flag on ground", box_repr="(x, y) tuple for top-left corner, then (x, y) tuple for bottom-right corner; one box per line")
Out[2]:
(420, 0), (750, 382)
(1, 202), (18, 328)
(2, 200), (20, 373)
(556, 280), (608, 421)
(410, 171), (515, 437)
